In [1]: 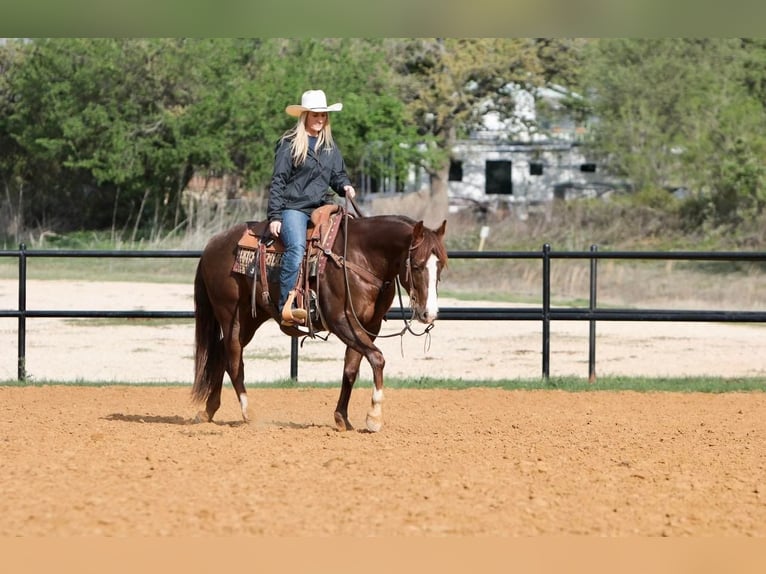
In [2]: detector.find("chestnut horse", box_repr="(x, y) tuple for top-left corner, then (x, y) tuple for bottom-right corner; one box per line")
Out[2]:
(191, 212), (447, 432)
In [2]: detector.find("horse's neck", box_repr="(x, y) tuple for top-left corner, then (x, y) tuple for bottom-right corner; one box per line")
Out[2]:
(348, 218), (411, 279)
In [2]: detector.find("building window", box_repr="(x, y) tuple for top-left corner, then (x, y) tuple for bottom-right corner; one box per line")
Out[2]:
(485, 160), (512, 195)
(449, 160), (463, 182)
(529, 162), (544, 176)
(580, 163), (597, 173)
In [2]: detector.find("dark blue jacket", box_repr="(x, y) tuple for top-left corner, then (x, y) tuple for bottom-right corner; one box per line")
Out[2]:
(267, 137), (352, 222)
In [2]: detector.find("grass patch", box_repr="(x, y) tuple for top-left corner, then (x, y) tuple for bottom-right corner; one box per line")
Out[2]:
(2, 376), (765, 392)
(373, 376), (766, 392)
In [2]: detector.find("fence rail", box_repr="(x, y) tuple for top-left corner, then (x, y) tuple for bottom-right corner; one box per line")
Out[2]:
(2, 243), (765, 382)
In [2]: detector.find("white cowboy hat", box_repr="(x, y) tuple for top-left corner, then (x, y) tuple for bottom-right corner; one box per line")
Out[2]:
(285, 89), (343, 117)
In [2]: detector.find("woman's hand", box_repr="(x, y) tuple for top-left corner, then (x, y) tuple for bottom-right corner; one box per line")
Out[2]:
(269, 220), (282, 237)
(343, 185), (356, 199)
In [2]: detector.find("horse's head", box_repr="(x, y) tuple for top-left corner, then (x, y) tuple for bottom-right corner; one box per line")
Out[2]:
(403, 219), (448, 324)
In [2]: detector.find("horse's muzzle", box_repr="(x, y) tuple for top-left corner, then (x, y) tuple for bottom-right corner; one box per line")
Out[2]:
(415, 307), (438, 324)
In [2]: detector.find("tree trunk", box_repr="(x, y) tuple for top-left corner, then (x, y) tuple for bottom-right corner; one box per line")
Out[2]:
(110, 186), (121, 243)
(131, 188), (151, 243)
(425, 163), (450, 228)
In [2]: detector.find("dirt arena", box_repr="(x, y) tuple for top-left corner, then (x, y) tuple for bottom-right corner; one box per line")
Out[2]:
(1, 280), (765, 536)
(1, 385), (765, 536)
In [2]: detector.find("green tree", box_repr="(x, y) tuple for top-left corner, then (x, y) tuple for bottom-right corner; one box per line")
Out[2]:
(583, 38), (766, 226)
(4, 38), (204, 237)
(2, 37), (577, 239)
(0, 39), (28, 241)
(1, 38), (426, 239)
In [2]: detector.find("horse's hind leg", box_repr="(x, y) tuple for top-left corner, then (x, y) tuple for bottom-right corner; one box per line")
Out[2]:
(226, 327), (252, 423)
(228, 355), (250, 423)
(194, 337), (226, 423)
(226, 312), (263, 423)
(335, 347), (363, 431)
(201, 366), (225, 423)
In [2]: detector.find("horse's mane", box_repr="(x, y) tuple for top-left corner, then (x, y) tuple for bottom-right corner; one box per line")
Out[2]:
(425, 224), (449, 267)
(368, 214), (447, 262)
(364, 213), (417, 225)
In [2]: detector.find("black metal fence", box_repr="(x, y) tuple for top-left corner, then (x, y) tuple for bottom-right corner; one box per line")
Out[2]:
(2, 243), (765, 382)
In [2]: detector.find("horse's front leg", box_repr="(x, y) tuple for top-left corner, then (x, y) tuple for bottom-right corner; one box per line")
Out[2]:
(335, 347), (363, 431)
(364, 347), (386, 433)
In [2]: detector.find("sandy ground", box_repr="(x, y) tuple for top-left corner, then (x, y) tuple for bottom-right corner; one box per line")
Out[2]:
(0, 279), (764, 383)
(1, 386), (765, 536)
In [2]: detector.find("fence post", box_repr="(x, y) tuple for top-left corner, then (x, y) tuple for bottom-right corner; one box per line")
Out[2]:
(588, 244), (598, 383)
(542, 243), (551, 380)
(18, 243), (27, 381)
(290, 337), (299, 381)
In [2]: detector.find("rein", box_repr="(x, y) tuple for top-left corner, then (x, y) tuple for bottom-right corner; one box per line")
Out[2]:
(338, 197), (434, 342)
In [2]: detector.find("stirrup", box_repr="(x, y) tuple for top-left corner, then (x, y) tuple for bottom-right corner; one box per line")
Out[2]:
(281, 291), (307, 324)
(279, 322), (310, 337)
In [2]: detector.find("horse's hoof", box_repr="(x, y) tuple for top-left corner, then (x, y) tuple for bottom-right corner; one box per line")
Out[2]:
(365, 414), (383, 433)
(334, 411), (353, 431)
(193, 411), (211, 424)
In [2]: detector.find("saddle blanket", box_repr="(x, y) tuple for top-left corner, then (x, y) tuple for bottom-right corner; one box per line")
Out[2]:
(233, 248), (283, 283)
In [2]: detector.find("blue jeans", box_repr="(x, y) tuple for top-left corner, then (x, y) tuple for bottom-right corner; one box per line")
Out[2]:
(278, 209), (310, 310)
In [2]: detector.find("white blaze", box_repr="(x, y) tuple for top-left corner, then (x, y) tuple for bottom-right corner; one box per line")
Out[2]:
(425, 254), (440, 320)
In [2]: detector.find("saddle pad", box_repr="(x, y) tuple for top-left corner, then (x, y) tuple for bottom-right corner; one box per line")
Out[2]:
(232, 247), (257, 276)
(232, 247), (283, 281)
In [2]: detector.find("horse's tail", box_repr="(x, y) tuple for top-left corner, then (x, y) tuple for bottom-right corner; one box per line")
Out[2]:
(191, 259), (225, 404)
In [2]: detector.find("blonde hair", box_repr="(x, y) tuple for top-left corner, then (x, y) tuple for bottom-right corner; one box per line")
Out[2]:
(281, 112), (336, 166)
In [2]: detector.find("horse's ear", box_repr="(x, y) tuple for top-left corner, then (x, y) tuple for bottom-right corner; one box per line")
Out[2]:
(436, 219), (447, 238)
(413, 220), (425, 241)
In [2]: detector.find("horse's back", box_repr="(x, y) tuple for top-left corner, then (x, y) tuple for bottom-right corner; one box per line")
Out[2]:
(196, 223), (252, 297)
(202, 222), (249, 257)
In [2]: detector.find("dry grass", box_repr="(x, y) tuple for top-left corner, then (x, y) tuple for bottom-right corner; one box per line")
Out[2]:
(443, 201), (766, 311)
(442, 257), (765, 310)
